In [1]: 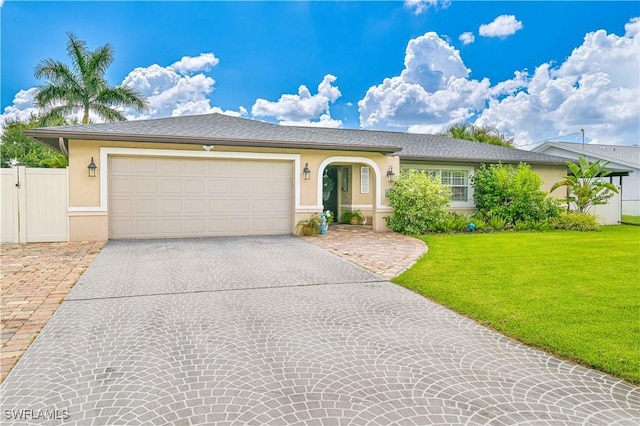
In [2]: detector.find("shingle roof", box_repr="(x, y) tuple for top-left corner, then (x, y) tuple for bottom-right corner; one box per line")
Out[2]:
(534, 142), (640, 168)
(26, 113), (567, 164)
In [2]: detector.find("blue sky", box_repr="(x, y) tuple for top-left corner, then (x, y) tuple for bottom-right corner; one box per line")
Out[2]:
(1, 1), (639, 147)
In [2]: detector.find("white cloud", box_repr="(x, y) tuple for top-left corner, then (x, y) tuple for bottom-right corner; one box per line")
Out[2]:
(121, 54), (246, 119)
(251, 74), (343, 127)
(0, 89), (40, 130)
(359, 18), (639, 146)
(404, 0), (450, 15)
(280, 113), (343, 129)
(476, 18), (640, 146)
(479, 15), (523, 38)
(171, 53), (219, 74)
(459, 32), (475, 45)
(359, 32), (491, 133)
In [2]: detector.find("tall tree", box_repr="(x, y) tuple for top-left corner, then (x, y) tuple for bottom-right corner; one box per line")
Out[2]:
(441, 123), (514, 148)
(550, 157), (619, 213)
(34, 32), (148, 125)
(1, 115), (68, 168)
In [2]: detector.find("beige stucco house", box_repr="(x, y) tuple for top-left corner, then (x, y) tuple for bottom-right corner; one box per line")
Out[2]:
(26, 113), (567, 241)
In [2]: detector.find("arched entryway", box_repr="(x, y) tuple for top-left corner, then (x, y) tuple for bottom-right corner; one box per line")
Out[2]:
(317, 156), (384, 230)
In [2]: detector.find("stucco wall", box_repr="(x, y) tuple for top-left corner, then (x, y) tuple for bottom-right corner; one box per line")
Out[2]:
(67, 139), (398, 240)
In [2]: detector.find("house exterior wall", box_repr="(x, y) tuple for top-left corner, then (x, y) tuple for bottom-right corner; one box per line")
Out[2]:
(67, 139), (397, 240)
(399, 160), (566, 213)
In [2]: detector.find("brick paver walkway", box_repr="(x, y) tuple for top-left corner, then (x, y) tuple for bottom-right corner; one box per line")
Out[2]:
(301, 224), (427, 279)
(0, 241), (104, 383)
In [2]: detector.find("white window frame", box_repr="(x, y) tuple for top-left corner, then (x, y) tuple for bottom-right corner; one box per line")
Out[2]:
(402, 164), (475, 208)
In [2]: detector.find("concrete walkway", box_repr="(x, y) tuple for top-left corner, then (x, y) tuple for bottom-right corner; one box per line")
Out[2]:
(301, 225), (427, 279)
(1, 236), (638, 425)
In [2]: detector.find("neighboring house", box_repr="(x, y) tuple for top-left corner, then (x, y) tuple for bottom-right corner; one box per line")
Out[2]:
(532, 142), (640, 216)
(25, 113), (567, 241)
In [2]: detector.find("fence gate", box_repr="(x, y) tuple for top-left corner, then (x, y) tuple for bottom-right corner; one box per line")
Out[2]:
(0, 165), (68, 243)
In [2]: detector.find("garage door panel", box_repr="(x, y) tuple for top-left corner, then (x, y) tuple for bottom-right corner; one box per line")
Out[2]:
(184, 219), (206, 233)
(134, 158), (158, 174)
(135, 219), (158, 235)
(137, 199), (158, 214)
(109, 157), (293, 239)
(136, 179), (157, 193)
(111, 178), (134, 193)
(184, 179), (205, 193)
(160, 199), (181, 214)
(230, 199), (249, 213)
(209, 181), (228, 194)
(110, 199), (134, 214)
(184, 199), (205, 213)
(161, 179), (182, 193)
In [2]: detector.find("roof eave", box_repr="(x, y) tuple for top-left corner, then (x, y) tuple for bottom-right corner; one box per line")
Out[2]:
(24, 129), (402, 154)
(398, 154), (566, 165)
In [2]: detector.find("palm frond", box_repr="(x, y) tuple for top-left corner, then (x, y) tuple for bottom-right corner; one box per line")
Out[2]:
(91, 103), (128, 122)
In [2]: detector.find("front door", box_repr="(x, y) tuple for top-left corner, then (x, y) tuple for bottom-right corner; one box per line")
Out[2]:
(322, 166), (339, 216)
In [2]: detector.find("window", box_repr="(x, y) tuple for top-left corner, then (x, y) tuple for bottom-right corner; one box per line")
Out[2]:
(422, 168), (470, 202)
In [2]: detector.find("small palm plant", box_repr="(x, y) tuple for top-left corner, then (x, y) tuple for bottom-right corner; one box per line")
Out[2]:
(550, 156), (619, 213)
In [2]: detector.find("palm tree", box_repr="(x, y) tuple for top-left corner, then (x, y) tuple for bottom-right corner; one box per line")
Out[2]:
(441, 123), (514, 148)
(34, 32), (148, 125)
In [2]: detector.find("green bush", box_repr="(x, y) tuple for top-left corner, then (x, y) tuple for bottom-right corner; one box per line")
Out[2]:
(489, 215), (508, 231)
(472, 163), (561, 224)
(513, 220), (528, 231)
(386, 169), (451, 235)
(469, 214), (487, 231)
(552, 212), (601, 231)
(433, 212), (468, 233)
(526, 219), (551, 231)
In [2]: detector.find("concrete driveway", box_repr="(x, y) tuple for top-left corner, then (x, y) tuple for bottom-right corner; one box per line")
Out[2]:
(1, 236), (638, 425)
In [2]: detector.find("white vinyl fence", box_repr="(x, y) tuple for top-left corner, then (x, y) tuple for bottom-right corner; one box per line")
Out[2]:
(591, 182), (622, 225)
(1, 165), (68, 243)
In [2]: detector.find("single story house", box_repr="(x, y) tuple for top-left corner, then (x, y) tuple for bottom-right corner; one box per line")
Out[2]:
(26, 113), (568, 241)
(532, 142), (639, 216)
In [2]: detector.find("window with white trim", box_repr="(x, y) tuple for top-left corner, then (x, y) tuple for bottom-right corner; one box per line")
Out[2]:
(423, 169), (470, 202)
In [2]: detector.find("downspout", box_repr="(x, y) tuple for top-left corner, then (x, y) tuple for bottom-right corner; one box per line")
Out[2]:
(58, 137), (69, 158)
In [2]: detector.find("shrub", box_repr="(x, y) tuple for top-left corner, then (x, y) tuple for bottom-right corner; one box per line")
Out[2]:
(469, 214), (487, 231)
(513, 220), (528, 231)
(386, 169), (451, 235)
(472, 163), (561, 224)
(552, 212), (601, 231)
(489, 215), (508, 231)
(526, 219), (551, 232)
(433, 212), (468, 233)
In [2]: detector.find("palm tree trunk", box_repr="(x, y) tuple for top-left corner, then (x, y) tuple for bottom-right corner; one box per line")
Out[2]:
(82, 109), (90, 124)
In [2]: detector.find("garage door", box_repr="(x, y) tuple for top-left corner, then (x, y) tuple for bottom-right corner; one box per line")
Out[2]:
(109, 156), (293, 239)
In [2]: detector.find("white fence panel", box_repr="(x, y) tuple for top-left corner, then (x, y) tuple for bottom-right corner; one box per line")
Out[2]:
(591, 186), (621, 225)
(1, 169), (19, 243)
(25, 168), (68, 242)
(0, 166), (68, 243)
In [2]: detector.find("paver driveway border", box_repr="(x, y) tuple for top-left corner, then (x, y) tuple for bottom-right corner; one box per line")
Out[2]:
(0, 241), (105, 383)
(1, 236), (639, 425)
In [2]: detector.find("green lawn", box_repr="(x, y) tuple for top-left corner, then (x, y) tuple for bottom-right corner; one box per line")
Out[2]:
(393, 226), (640, 384)
(622, 215), (640, 225)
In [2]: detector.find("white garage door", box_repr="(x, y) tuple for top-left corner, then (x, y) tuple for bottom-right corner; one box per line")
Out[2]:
(109, 156), (293, 239)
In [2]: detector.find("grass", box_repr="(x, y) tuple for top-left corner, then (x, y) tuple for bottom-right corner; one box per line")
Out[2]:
(393, 226), (640, 384)
(622, 215), (640, 225)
